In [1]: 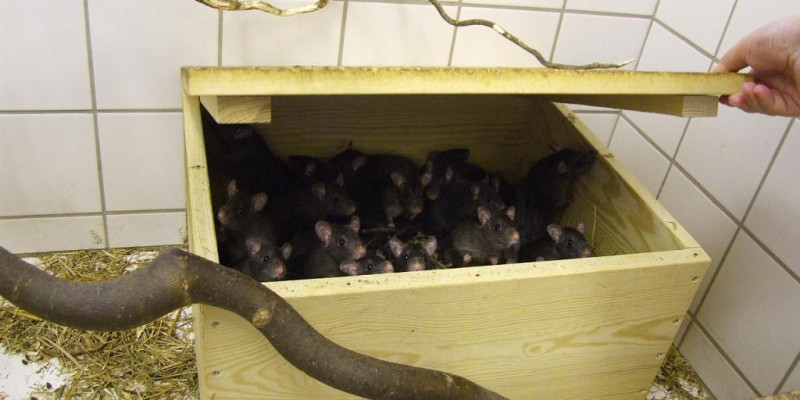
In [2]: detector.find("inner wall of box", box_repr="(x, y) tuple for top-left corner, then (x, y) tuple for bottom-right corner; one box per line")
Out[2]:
(242, 94), (682, 256)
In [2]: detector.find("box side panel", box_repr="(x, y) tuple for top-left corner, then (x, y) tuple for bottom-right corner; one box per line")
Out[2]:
(199, 250), (709, 399)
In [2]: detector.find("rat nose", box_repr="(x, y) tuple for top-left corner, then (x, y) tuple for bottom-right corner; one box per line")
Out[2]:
(509, 229), (520, 245)
(354, 245), (366, 259)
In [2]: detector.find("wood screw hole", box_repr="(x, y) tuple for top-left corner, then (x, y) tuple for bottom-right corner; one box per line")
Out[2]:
(673, 319), (680, 324)
(691, 276), (699, 282)
(656, 353), (663, 358)
(212, 370), (221, 376)
(211, 321), (221, 327)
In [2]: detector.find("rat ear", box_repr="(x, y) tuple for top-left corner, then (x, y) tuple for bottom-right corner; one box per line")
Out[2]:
(280, 243), (293, 260)
(335, 173), (345, 187)
(388, 237), (405, 258)
(315, 221), (332, 245)
(420, 170), (432, 187)
(245, 238), (261, 257)
(576, 221), (586, 234)
(549, 143), (562, 153)
(445, 165), (454, 182)
(339, 259), (360, 276)
(227, 180), (239, 198)
(376, 249), (386, 259)
(311, 183), (326, 199)
(251, 192), (268, 212)
(471, 183), (481, 199)
(390, 171), (406, 188)
(557, 160), (568, 175)
(352, 155), (367, 172)
(424, 237), (437, 256)
(304, 161), (317, 177)
(505, 206), (515, 221)
(547, 224), (563, 242)
(348, 215), (360, 232)
(477, 206), (491, 226)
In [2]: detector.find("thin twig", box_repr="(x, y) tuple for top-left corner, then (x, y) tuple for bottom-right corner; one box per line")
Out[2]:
(194, 0), (329, 16)
(426, 0), (634, 69)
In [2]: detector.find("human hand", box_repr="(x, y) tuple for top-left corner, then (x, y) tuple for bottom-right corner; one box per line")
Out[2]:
(712, 14), (800, 116)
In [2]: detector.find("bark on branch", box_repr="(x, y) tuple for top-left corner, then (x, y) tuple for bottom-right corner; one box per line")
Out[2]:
(0, 246), (507, 400)
(194, 0), (329, 16)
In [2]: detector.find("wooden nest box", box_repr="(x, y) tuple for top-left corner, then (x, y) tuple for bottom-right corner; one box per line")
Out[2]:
(181, 67), (746, 399)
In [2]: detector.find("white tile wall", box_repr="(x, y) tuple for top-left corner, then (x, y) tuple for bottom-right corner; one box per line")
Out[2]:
(718, 0), (800, 58)
(676, 106), (789, 219)
(88, 0), (218, 109)
(573, 113), (618, 146)
(0, 217), (105, 254)
(565, 0), (656, 16)
(3, 2), (800, 398)
(552, 13), (649, 69)
(680, 323), (758, 399)
(746, 121), (800, 276)
(97, 113), (185, 212)
(222, 1), (344, 66)
(783, 362), (800, 392)
(0, 114), (101, 216)
(342, 2), (456, 66)
(0, 0), (92, 110)
(451, 7), (560, 67)
(656, 0), (736, 55)
(698, 233), (800, 394)
(636, 23), (711, 72)
(658, 167), (738, 313)
(106, 212), (186, 248)
(608, 118), (670, 195)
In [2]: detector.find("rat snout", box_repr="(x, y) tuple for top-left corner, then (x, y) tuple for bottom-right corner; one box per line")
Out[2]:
(347, 204), (357, 215)
(508, 229), (520, 245)
(426, 186), (440, 201)
(580, 247), (592, 258)
(272, 263), (287, 280)
(353, 244), (367, 260)
(407, 259), (425, 271)
(217, 209), (229, 224)
(379, 261), (394, 273)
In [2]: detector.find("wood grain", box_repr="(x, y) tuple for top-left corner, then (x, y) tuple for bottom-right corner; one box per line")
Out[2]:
(200, 95), (272, 124)
(544, 94), (720, 117)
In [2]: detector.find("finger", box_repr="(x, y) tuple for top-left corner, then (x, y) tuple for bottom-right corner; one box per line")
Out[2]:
(752, 83), (787, 116)
(714, 38), (752, 73)
(741, 82), (766, 113)
(727, 93), (754, 113)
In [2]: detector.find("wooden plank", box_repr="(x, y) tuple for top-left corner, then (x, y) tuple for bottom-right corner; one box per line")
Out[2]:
(182, 67), (750, 97)
(198, 249), (709, 400)
(546, 94), (720, 117)
(199, 95), (272, 124)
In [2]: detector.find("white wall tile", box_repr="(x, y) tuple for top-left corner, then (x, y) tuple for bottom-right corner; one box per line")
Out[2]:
(222, 1), (343, 66)
(89, 0), (217, 109)
(746, 121), (800, 276)
(462, 0), (563, 9)
(98, 113), (185, 212)
(451, 7), (559, 67)
(0, 0), (91, 110)
(0, 217), (105, 254)
(718, 0), (800, 58)
(342, 2), (456, 66)
(623, 111), (687, 157)
(656, 0), (735, 55)
(106, 212), (185, 248)
(565, 0), (656, 16)
(697, 233), (800, 394)
(658, 167), (738, 313)
(680, 323), (758, 399)
(676, 106), (789, 219)
(552, 13), (648, 70)
(637, 23), (711, 72)
(0, 114), (101, 216)
(573, 113), (618, 146)
(608, 118), (669, 195)
(782, 361), (800, 393)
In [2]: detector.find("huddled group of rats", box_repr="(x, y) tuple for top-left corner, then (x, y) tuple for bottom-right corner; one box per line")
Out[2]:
(203, 109), (596, 283)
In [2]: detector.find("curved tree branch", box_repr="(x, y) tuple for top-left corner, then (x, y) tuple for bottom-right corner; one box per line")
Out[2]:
(0, 246), (507, 400)
(427, 0), (634, 69)
(194, 0), (329, 16)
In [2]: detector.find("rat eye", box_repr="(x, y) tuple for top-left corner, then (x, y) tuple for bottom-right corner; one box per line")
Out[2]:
(333, 197), (340, 205)
(262, 255), (270, 262)
(237, 207), (245, 214)
(338, 238), (346, 246)
(421, 254), (427, 260)
(367, 263), (374, 271)
(403, 254), (410, 260)
(405, 192), (412, 199)
(493, 224), (501, 231)
(567, 239), (574, 246)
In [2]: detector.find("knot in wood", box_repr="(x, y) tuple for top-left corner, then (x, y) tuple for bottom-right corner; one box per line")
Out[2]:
(252, 308), (272, 328)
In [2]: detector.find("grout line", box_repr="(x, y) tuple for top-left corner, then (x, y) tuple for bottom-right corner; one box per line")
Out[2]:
(217, 10), (224, 66)
(776, 350), (800, 394)
(547, 0), (566, 63)
(653, 18), (718, 60)
(0, 109), (93, 115)
(336, 0), (349, 66)
(0, 108), (183, 114)
(654, 112), (692, 199)
(631, 0), (658, 71)
(445, 0), (462, 67)
(82, 0), (110, 250)
(0, 209), (188, 221)
(693, 318), (763, 397)
(712, 0), (739, 60)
